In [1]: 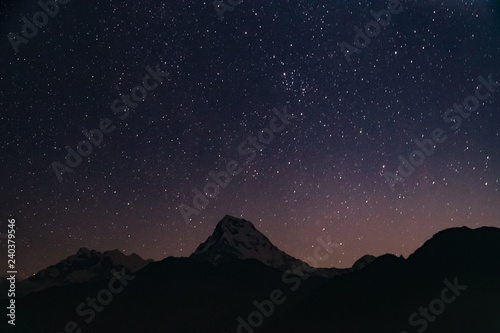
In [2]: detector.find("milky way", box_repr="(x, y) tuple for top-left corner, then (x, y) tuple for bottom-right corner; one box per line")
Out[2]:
(1, 0), (499, 278)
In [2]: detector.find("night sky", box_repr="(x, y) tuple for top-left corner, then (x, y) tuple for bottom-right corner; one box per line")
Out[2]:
(1, 0), (500, 279)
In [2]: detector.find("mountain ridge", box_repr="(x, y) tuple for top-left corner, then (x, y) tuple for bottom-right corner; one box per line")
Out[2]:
(12, 218), (499, 300)
(16, 247), (153, 296)
(190, 215), (376, 277)
(6, 222), (499, 333)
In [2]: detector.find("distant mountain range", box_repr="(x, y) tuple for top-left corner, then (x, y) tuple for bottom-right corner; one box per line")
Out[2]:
(2, 215), (499, 333)
(16, 247), (153, 296)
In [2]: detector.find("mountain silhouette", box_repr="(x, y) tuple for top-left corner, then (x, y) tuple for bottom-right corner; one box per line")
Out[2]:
(190, 215), (375, 277)
(15, 247), (152, 296)
(2, 217), (499, 333)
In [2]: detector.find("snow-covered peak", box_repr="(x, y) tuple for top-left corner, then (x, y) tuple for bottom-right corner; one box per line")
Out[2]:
(212, 215), (273, 254)
(217, 215), (258, 233)
(191, 215), (305, 272)
(190, 215), (376, 278)
(74, 247), (99, 259)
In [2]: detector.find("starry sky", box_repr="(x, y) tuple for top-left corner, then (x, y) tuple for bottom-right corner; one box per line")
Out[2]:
(1, 0), (500, 278)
